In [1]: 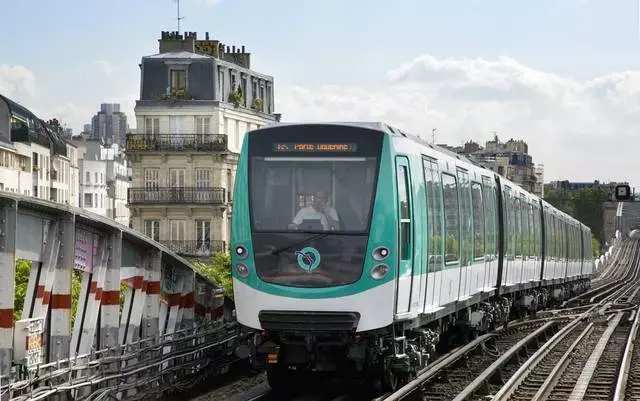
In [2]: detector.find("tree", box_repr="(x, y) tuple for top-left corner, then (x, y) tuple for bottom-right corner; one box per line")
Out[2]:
(14, 259), (32, 321)
(544, 187), (610, 248)
(191, 252), (233, 299)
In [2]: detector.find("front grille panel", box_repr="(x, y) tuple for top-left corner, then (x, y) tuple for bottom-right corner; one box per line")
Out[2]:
(259, 311), (360, 333)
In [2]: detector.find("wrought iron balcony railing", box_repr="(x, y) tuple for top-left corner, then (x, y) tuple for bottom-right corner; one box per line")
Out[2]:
(159, 240), (226, 257)
(127, 187), (226, 205)
(126, 134), (228, 152)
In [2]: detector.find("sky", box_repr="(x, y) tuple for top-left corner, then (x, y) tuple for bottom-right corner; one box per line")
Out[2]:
(1, 0), (640, 187)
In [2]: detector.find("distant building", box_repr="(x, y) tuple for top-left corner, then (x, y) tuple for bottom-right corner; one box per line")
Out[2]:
(127, 30), (280, 258)
(0, 94), (78, 205)
(73, 139), (131, 226)
(90, 103), (128, 146)
(440, 136), (543, 197)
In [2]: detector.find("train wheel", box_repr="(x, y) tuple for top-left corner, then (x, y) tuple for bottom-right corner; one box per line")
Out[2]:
(380, 364), (408, 392)
(266, 364), (300, 395)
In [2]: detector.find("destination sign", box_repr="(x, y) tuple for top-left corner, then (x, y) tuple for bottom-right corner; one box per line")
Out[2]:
(272, 143), (358, 152)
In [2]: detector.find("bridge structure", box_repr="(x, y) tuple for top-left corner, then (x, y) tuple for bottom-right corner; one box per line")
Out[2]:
(0, 192), (247, 401)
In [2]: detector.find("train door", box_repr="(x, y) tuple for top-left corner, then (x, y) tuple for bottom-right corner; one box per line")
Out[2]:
(501, 186), (513, 286)
(423, 157), (443, 311)
(395, 156), (415, 316)
(456, 169), (472, 300)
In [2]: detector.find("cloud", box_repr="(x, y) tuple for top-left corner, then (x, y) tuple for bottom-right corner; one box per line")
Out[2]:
(0, 64), (36, 100)
(94, 60), (120, 77)
(277, 54), (640, 186)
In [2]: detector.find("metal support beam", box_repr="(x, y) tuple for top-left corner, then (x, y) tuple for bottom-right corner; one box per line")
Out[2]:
(100, 230), (122, 349)
(50, 213), (75, 361)
(0, 200), (17, 376)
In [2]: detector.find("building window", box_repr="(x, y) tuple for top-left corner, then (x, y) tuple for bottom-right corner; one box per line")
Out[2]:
(144, 220), (160, 241)
(170, 69), (187, 93)
(84, 193), (93, 207)
(94, 172), (98, 183)
(145, 118), (160, 135)
(85, 171), (90, 183)
(195, 168), (211, 202)
(195, 220), (211, 251)
(169, 220), (186, 241)
(195, 117), (210, 135)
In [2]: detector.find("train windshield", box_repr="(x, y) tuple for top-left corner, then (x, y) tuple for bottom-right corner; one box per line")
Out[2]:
(248, 125), (383, 234)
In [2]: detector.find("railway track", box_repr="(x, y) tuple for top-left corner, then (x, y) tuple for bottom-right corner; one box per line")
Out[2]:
(381, 238), (640, 401)
(192, 239), (640, 401)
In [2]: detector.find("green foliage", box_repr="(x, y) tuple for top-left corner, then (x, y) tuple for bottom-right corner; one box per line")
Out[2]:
(192, 252), (233, 299)
(544, 187), (610, 246)
(592, 236), (601, 258)
(14, 259), (32, 322)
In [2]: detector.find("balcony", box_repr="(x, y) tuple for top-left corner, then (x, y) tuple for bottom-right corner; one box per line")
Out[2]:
(159, 240), (226, 257)
(127, 187), (226, 205)
(125, 134), (227, 153)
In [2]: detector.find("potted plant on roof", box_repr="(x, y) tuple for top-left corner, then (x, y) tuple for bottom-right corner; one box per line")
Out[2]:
(252, 98), (264, 112)
(228, 88), (243, 107)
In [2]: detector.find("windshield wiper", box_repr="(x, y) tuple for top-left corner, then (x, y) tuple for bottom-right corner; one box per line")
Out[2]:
(271, 232), (331, 256)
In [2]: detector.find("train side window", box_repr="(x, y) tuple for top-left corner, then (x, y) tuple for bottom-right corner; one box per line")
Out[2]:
(514, 198), (522, 258)
(423, 158), (442, 272)
(396, 164), (411, 261)
(534, 204), (540, 258)
(441, 173), (460, 264)
(471, 182), (484, 260)
(527, 201), (533, 259)
(481, 177), (496, 259)
(531, 205), (537, 259)
(457, 170), (472, 267)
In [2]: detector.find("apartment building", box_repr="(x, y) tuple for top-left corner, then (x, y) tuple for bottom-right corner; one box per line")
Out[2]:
(74, 140), (131, 226)
(0, 93), (78, 205)
(442, 136), (544, 197)
(127, 31), (280, 257)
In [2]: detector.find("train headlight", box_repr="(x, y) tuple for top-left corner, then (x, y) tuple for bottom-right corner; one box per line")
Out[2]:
(235, 245), (248, 259)
(373, 246), (390, 261)
(236, 263), (250, 278)
(371, 264), (390, 280)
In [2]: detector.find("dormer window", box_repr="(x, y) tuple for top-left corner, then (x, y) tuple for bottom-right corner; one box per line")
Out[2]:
(170, 69), (187, 94)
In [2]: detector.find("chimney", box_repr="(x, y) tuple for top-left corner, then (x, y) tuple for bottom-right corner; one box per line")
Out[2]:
(241, 45), (245, 53)
(232, 45), (236, 52)
(206, 32), (210, 40)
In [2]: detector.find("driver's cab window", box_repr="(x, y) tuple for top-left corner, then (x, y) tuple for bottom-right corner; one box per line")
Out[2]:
(250, 157), (377, 232)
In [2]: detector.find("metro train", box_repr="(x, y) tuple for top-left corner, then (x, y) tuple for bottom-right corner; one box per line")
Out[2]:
(230, 122), (595, 391)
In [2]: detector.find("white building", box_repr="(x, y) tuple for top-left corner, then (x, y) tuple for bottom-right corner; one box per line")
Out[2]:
(73, 140), (130, 226)
(0, 94), (78, 206)
(127, 31), (279, 257)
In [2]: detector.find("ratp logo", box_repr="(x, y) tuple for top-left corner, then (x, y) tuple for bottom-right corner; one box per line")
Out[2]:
(295, 247), (321, 272)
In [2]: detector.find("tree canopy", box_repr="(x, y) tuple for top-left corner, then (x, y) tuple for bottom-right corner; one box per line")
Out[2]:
(543, 186), (610, 253)
(191, 252), (233, 299)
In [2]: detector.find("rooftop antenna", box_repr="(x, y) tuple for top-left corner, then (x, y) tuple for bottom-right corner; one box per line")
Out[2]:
(174, 0), (184, 33)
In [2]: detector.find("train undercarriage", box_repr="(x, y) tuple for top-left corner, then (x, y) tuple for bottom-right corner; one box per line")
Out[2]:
(252, 278), (592, 393)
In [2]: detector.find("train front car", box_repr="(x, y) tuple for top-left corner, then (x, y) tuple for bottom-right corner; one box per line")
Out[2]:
(231, 123), (395, 389)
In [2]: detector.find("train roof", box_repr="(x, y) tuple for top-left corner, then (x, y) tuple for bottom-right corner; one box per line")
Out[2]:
(254, 121), (590, 231)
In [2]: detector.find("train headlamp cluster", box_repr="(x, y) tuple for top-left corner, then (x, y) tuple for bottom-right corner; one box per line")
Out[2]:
(236, 263), (250, 278)
(373, 246), (390, 261)
(371, 264), (390, 280)
(235, 245), (248, 259)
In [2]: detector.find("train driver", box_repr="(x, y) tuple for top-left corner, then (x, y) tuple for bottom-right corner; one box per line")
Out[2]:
(288, 190), (340, 231)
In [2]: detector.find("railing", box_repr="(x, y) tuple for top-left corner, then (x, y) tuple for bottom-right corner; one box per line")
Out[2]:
(2, 323), (250, 401)
(159, 239), (227, 257)
(128, 187), (226, 204)
(126, 134), (228, 152)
